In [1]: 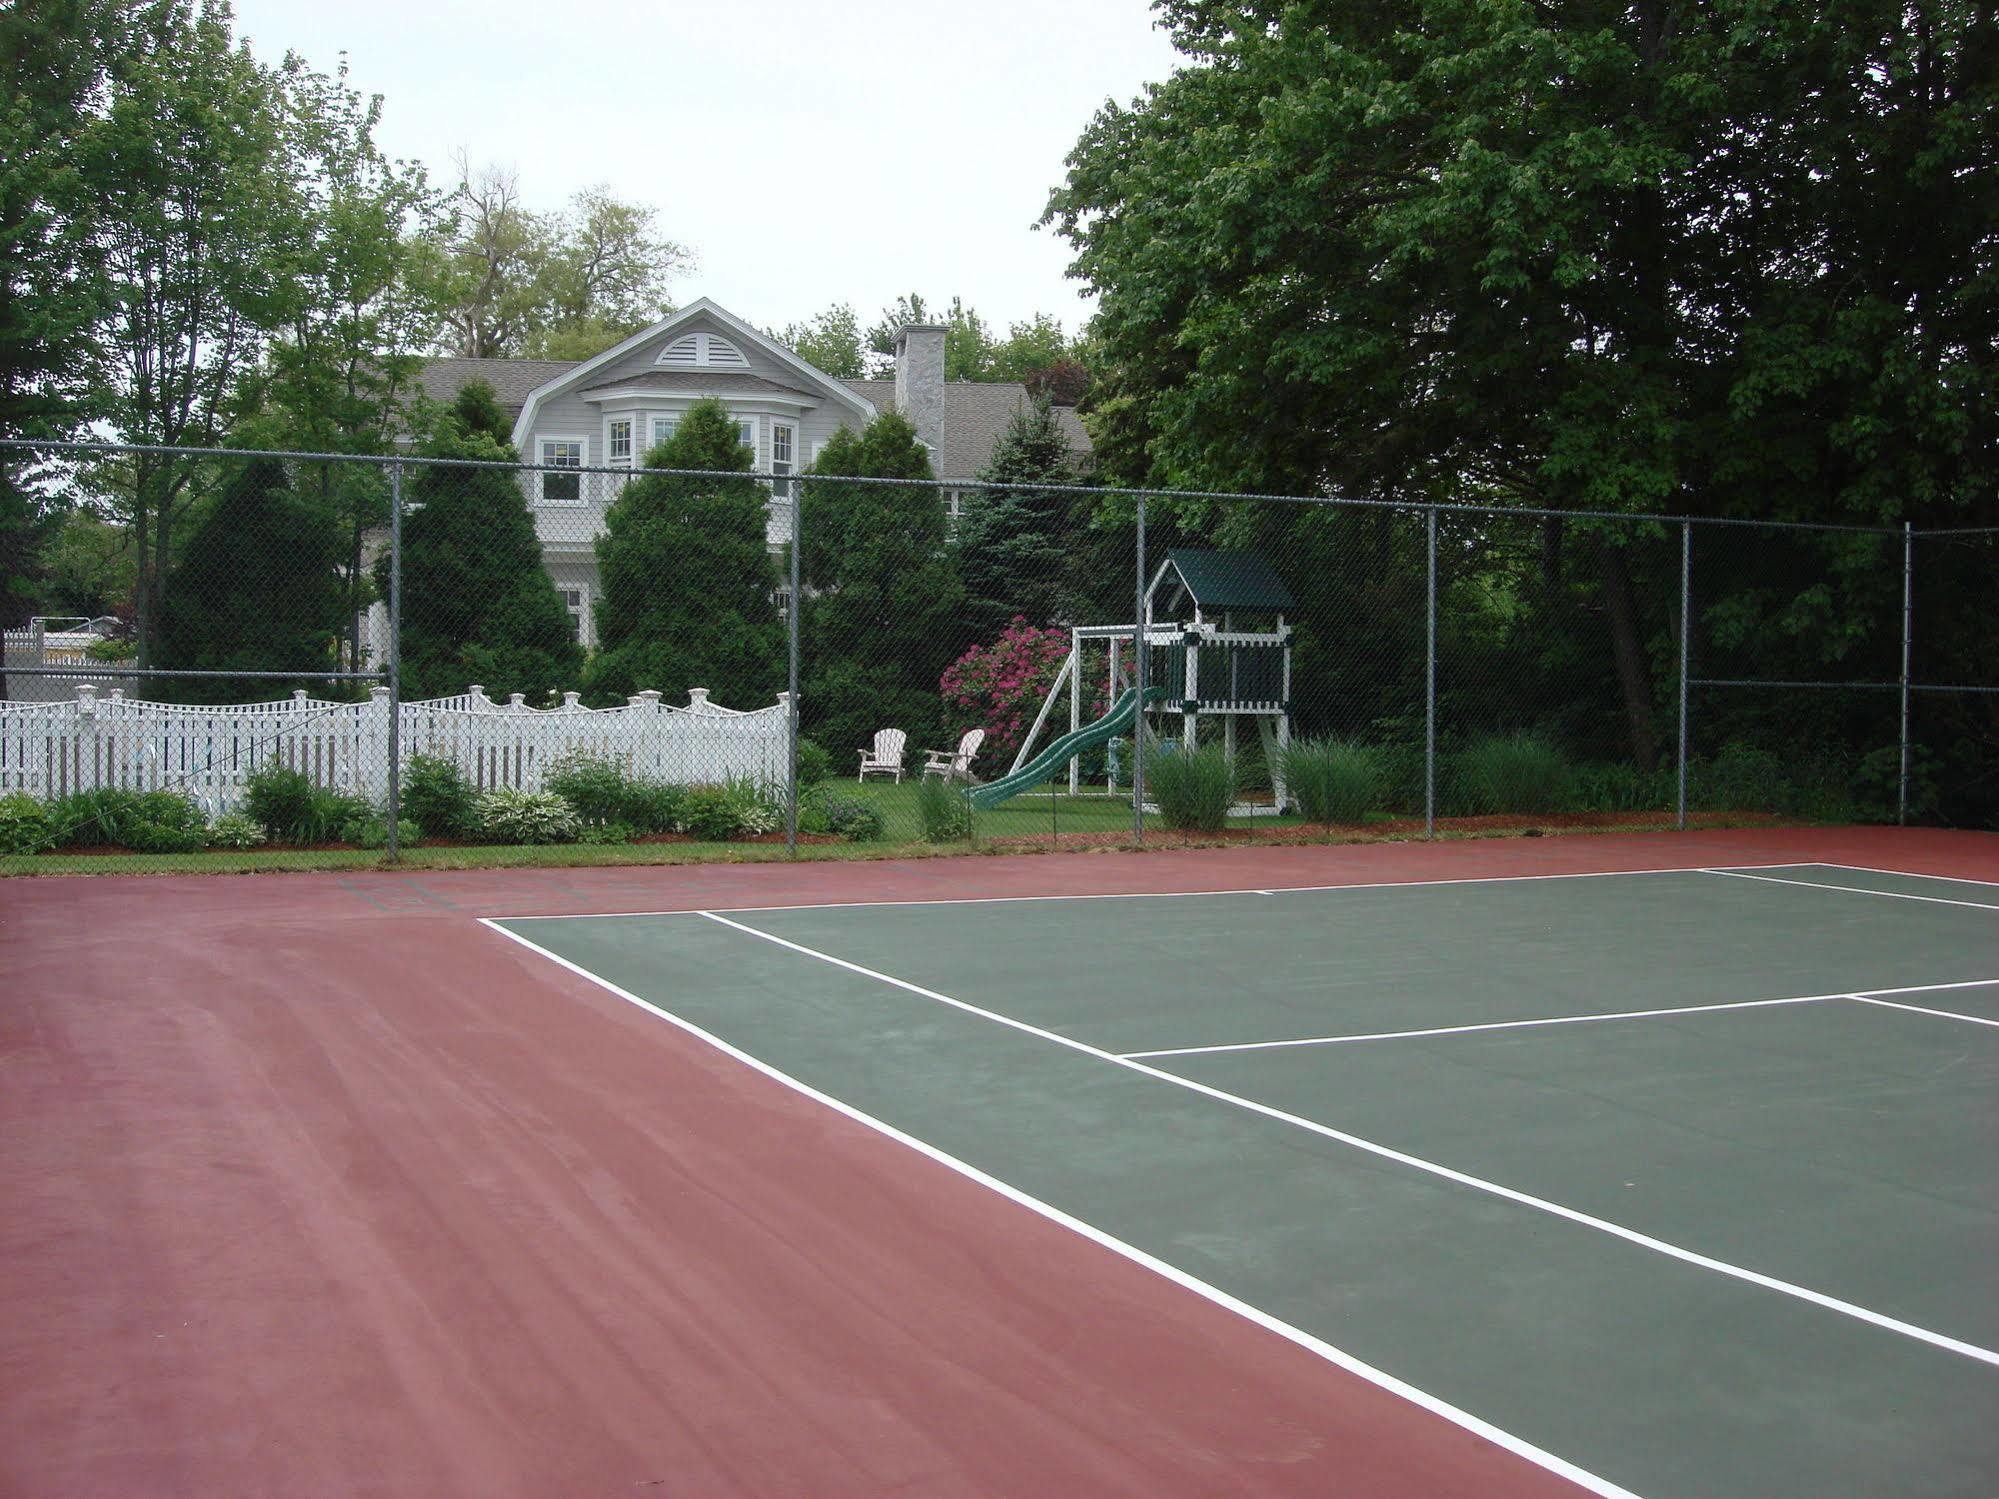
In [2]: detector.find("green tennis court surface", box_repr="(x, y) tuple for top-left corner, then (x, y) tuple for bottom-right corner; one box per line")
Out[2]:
(492, 863), (1999, 1499)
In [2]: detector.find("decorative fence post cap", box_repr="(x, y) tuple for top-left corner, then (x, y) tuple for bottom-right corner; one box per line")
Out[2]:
(634, 690), (663, 707)
(75, 683), (97, 703)
(509, 692), (527, 709)
(562, 691), (581, 709)
(370, 685), (391, 703)
(294, 688), (309, 703)
(467, 684), (484, 698)
(687, 687), (710, 707)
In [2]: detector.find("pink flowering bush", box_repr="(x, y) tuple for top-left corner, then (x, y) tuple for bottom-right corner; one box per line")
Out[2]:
(938, 618), (1072, 762)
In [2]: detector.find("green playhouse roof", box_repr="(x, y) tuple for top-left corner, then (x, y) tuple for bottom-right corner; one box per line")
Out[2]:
(1162, 549), (1295, 611)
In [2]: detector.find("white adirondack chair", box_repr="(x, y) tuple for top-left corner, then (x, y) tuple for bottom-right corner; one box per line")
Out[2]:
(858, 728), (907, 782)
(923, 727), (985, 783)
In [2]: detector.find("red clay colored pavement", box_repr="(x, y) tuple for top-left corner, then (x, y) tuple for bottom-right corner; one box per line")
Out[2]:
(3, 827), (1992, 1497)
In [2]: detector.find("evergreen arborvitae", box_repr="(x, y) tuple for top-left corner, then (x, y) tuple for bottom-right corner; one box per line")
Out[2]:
(381, 383), (581, 701)
(586, 398), (784, 707)
(155, 457), (346, 702)
(956, 395), (1082, 634)
(801, 411), (967, 758)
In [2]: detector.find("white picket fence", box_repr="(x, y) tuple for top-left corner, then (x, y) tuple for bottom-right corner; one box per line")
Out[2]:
(0, 683), (788, 815)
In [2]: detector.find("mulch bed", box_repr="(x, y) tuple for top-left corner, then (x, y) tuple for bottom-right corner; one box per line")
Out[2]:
(977, 809), (1783, 853)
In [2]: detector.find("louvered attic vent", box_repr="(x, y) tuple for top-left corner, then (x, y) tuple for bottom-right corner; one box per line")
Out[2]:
(658, 332), (749, 368)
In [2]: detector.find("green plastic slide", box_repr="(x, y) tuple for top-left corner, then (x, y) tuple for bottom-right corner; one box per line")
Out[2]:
(966, 685), (1169, 810)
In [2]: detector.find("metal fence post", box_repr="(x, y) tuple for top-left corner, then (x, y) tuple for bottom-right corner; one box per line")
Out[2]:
(1899, 520), (1913, 825)
(785, 480), (802, 855)
(1677, 520), (1691, 830)
(385, 460), (404, 861)
(1133, 494), (1147, 844)
(1425, 507), (1437, 840)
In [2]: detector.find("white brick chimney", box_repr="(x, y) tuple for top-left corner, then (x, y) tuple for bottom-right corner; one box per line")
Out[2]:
(892, 323), (946, 468)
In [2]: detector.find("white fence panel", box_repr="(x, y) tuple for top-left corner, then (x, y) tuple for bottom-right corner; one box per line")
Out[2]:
(0, 684), (785, 813)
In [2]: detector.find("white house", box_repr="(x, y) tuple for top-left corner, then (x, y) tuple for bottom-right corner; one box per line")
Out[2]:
(414, 298), (1090, 648)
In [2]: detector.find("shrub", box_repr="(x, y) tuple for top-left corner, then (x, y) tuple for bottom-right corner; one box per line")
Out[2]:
(339, 816), (421, 851)
(795, 736), (831, 788)
(676, 785), (739, 841)
(938, 618), (1072, 764)
(52, 787), (149, 848)
(1695, 742), (1789, 813)
(576, 819), (637, 845)
(403, 754), (478, 837)
(475, 789), (578, 844)
(245, 767), (319, 839)
(120, 792), (211, 854)
(1568, 762), (1673, 813)
(804, 787), (885, 842)
(1453, 732), (1571, 815)
(543, 752), (639, 825)
(917, 774), (975, 842)
(1277, 739), (1381, 824)
(0, 794), (57, 855)
(1143, 742), (1236, 832)
(206, 813), (266, 850)
(624, 778), (686, 834)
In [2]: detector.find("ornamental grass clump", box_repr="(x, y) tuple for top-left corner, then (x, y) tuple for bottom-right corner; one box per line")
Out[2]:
(1276, 738), (1382, 824)
(917, 774), (974, 842)
(1143, 742), (1236, 832)
(1453, 732), (1571, 815)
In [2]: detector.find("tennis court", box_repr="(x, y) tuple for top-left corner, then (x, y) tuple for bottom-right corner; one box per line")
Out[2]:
(4, 829), (1995, 1497)
(489, 857), (1999, 1499)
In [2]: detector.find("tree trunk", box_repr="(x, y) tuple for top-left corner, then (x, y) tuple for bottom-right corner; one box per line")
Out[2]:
(1596, 538), (1657, 771)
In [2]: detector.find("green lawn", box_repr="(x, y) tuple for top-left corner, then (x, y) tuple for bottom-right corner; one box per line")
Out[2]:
(835, 775), (1309, 843)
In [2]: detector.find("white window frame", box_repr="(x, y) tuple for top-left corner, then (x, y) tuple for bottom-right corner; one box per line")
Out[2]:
(537, 436), (587, 506)
(649, 414), (678, 452)
(605, 417), (633, 467)
(557, 583), (590, 646)
(732, 414), (758, 459)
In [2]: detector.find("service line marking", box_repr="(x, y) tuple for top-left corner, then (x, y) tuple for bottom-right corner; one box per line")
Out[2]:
(688, 910), (1999, 1372)
(1120, 977), (1999, 1059)
(480, 916), (1641, 1499)
(1851, 995), (1999, 1030)
(1700, 867), (1999, 912)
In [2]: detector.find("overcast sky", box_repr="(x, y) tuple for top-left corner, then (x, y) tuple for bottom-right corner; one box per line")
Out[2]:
(228, 0), (1183, 339)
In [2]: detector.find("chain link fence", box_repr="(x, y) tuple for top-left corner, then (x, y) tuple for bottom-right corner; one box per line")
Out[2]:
(3, 436), (1991, 871)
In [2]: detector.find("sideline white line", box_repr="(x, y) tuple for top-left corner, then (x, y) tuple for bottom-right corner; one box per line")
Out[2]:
(1818, 862), (1999, 891)
(1121, 977), (1999, 1059)
(1700, 867), (1999, 912)
(491, 859), (1804, 923)
(477, 917), (1641, 1499)
(1852, 995), (1999, 1030)
(691, 910), (1999, 1372)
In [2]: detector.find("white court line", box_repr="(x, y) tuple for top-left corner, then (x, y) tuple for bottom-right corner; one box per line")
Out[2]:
(478, 917), (1641, 1499)
(687, 910), (1999, 1371)
(1700, 867), (1999, 912)
(1121, 977), (1999, 1060)
(489, 859), (1801, 922)
(1818, 862), (1999, 891)
(1852, 995), (1999, 1030)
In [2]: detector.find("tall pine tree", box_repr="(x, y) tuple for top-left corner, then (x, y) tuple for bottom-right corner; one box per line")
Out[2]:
(587, 398), (784, 707)
(382, 382), (581, 701)
(154, 457), (346, 702)
(955, 394), (1083, 635)
(801, 411), (967, 758)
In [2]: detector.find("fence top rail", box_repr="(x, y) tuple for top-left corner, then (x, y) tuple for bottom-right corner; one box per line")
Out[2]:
(0, 436), (1940, 539)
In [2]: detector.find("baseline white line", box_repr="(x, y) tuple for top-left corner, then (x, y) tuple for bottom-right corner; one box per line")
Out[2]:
(489, 859), (1803, 923)
(1121, 976), (1999, 1060)
(1851, 995), (1999, 1030)
(692, 910), (1999, 1371)
(477, 917), (1641, 1499)
(1815, 862), (1999, 892)
(1700, 867), (1999, 912)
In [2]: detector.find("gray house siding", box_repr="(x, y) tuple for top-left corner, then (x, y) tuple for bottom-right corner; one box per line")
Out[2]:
(415, 298), (1088, 656)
